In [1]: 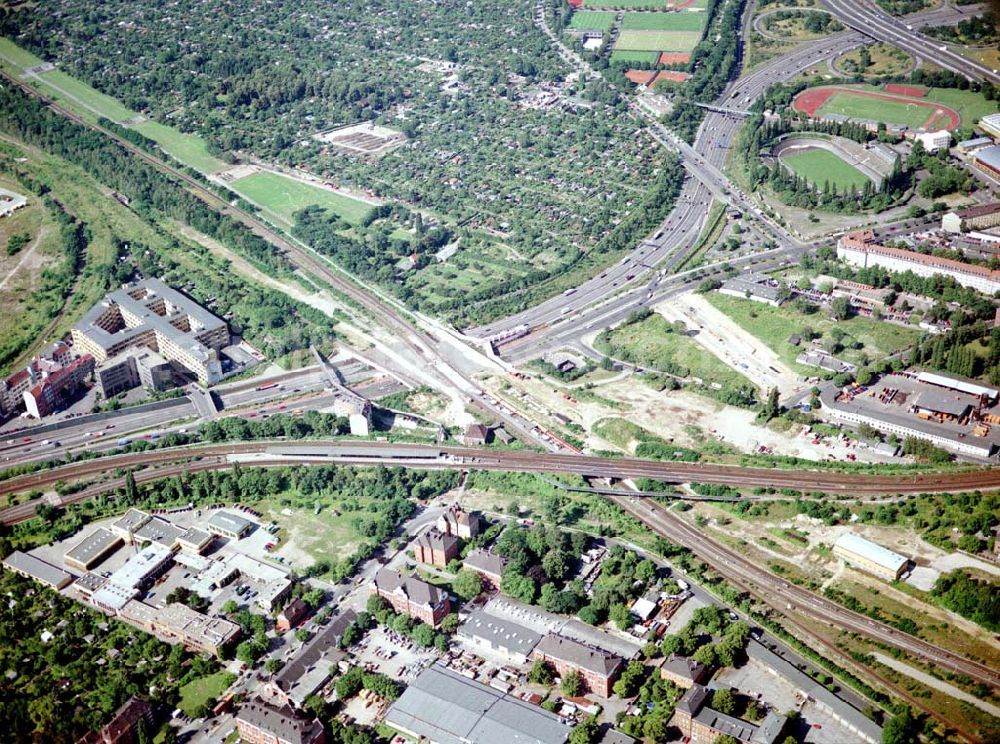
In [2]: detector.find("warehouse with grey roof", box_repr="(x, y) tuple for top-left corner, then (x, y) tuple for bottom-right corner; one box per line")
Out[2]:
(384, 664), (569, 744)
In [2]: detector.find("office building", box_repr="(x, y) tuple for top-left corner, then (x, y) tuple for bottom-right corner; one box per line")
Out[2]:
(979, 112), (1000, 140)
(838, 231), (1000, 296)
(72, 278), (229, 385)
(660, 655), (709, 689)
(437, 503), (481, 539)
(915, 129), (950, 153)
(414, 528), (459, 568)
(674, 685), (786, 744)
(207, 510), (254, 540)
(23, 355), (95, 418)
(118, 601), (240, 657)
(269, 610), (356, 709)
(463, 548), (506, 589)
(96, 349), (172, 398)
(718, 273), (786, 306)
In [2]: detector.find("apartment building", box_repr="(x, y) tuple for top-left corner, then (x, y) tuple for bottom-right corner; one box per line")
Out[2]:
(72, 278), (229, 385)
(373, 568), (451, 627)
(838, 231), (1000, 296)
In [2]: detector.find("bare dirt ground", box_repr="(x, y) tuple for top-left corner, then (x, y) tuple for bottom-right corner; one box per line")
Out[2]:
(656, 291), (807, 398)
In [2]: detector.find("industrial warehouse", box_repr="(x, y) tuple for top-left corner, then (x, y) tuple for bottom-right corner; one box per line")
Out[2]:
(821, 370), (1000, 459)
(0, 504), (288, 658)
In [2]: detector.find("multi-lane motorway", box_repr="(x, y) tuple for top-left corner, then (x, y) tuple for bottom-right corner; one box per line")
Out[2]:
(471, 2), (989, 360)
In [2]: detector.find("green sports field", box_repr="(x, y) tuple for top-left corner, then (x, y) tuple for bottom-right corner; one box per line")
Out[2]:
(614, 29), (703, 51)
(816, 92), (935, 129)
(584, 0), (665, 7)
(620, 11), (707, 31)
(568, 11), (616, 31)
(609, 49), (661, 63)
(231, 171), (374, 226)
(780, 148), (871, 191)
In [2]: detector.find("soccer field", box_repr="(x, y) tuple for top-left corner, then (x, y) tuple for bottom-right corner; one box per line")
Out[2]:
(568, 11), (616, 31)
(610, 49), (661, 64)
(817, 92), (936, 129)
(231, 171), (374, 226)
(780, 149), (871, 191)
(621, 11), (707, 31)
(614, 29), (703, 51)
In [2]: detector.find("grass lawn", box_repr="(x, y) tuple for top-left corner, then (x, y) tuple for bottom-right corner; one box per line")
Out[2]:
(817, 91), (940, 129)
(600, 313), (753, 389)
(592, 417), (665, 452)
(780, 148), (871, 191)
(231, 171), (374, 226)
(615, 29), (704, 52)
(705, 293), (922, 371)
(568, 11), (616, 31)
(0, 37), (44, 68)
(178, 671), (236, 717)
(132, 120), (227, 174)
(835, 43), (912, 77)
(36, 69), (136, 122)
(621, 11), (707, 31)
(609, 49), (660, 64)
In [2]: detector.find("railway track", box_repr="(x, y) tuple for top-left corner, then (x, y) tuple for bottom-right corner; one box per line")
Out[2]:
(2, 440), (997, 505)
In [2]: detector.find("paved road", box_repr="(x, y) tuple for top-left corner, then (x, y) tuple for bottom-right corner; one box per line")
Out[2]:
(470, 2), (987, 358)
(823, 0), (999, 84)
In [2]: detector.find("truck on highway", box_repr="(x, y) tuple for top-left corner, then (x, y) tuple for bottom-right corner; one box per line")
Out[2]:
(256, 382), (279, 391)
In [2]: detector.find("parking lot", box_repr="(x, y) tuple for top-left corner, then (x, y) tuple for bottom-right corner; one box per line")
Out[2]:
(353, 626), (437, 683)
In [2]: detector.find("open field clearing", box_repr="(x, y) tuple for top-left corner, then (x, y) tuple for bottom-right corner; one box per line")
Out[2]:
(584, 0), (669, 7)
(132, 120), (226, 174)
(229, 171), (375, 226)
(615, 29), (704, 51)
(621, 10), (707, 30)
(780, 148), (871, 191)
(705, 292), (923, 371)
(594, 312), (754, 391)
(36, 69), (135, 122)
(568, 10), (616, 30)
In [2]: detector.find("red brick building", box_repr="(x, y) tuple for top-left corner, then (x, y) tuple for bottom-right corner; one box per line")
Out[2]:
(414, 528), (459, 567)
(463, 548), (506, 589)
(277, 598), (309, 632)
(373, 568), (451, 627)
(76, 697), (154, 744)
(660, 654), (709, 689)
(437, 503), (481, 539)
(235, 701), (325, 744)
(530, 634), (623, 698)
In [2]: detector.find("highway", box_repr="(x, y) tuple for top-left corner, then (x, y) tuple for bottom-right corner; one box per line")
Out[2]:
(471, 2), (987, 359)
(823, 0), (1000, 84)
(0, 70), (576, 455)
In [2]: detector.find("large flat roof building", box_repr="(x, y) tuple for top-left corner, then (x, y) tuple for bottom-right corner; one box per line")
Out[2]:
(833, 533), (908, 581)
(71, 278), (229, 385)
(384, 664), (569, 744)
(119, 600), (240, 657)
(108, 544), (174, 591)
(207, 510), (254, 540)
(3, 550), (73, 590)
(64, 528), (123, 572)
(458, 609), (542, 664)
